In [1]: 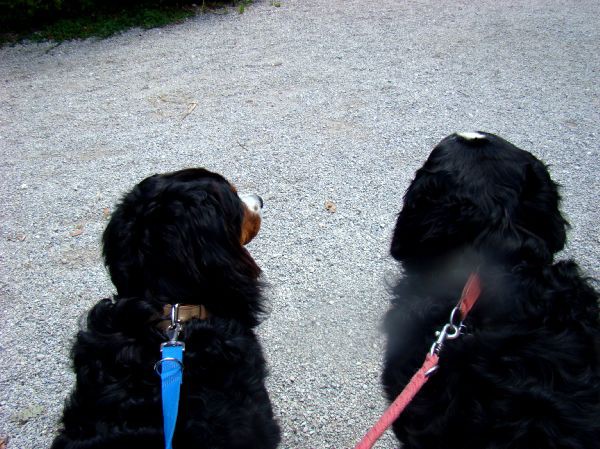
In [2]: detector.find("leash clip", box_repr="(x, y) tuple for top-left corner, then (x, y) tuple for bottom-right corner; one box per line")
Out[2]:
(165, 303), (183, 343)
(429, 306), (463, 356)
(166, 323), (182, 343)
(155, 304), (186, 375)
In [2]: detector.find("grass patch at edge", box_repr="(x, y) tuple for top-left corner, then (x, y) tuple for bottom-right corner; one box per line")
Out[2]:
(14, 6), (197, 43)
(0, 1), (262, 45)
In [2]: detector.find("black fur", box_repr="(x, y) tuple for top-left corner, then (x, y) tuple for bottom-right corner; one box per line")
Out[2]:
(383, 132), (600, 449)
(52, 168), (280, 449)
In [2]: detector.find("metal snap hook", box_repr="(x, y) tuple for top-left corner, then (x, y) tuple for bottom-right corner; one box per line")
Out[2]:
(444, 323), (461, 340)
(170, 303), (181, 327)
(166, 323), (182, 342)
(449, 306), (462, 328)
(165, 304), (183, 342)
(429, 322), (462, 355)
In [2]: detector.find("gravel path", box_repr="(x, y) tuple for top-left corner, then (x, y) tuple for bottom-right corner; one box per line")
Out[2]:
(1, 1), (598, 448)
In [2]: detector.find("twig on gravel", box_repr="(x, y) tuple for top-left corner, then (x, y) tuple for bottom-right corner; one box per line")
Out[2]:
(149, 94), (198, 120)
(181, 102), (198, 121)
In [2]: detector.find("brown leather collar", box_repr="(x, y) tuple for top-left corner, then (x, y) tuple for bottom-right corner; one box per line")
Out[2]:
(158, 304), (209, 330)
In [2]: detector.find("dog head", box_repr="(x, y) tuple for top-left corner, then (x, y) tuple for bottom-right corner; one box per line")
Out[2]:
(390, 132), (568, 269)
(102, 168), (265, 325)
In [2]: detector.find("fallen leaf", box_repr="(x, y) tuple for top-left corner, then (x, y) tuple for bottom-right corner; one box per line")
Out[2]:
(0, 435), (7, 449)
(102, 207), (111, 220)
(16, 233), (26, 241)
(324, 200), (337, 213)
(70, 224), (84, 237)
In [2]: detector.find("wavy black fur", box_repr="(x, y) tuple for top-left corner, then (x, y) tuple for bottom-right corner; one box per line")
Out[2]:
(383, 132), (600, 449)
(52, 168), (280, 449)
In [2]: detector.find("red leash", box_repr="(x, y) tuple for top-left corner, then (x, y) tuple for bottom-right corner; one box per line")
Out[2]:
(354, 273), (482, 449)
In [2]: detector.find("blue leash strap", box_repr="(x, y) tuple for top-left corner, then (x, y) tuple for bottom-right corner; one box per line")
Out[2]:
(159, 342), (184, 449)
(155, 304), (186, 449)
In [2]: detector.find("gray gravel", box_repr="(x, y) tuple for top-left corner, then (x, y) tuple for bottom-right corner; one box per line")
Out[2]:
(1, 1), (599, 448)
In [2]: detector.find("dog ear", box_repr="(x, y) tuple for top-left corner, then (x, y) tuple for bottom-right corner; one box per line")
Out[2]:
(102, 178), (154, 298)
(167, 187), (261, 283)
(481, 160), (568, 262)
(390, 167), (484, 265)
(515, 160), (568, 254)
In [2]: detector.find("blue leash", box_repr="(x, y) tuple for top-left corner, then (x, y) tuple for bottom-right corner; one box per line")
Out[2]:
(155, 305), (185, 449)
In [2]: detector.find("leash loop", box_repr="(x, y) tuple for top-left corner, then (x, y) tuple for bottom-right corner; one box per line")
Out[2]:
(154, 357), (184, 375)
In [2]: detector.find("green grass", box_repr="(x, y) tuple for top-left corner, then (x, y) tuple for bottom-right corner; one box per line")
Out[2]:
(1, 1), (260, 44)
(238, 0), (253, 14)
(2, 6), (195, 43)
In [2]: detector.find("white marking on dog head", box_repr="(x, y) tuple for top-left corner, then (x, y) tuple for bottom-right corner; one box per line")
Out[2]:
(239, 193), (263, 215)
(457, 131), (487, 140)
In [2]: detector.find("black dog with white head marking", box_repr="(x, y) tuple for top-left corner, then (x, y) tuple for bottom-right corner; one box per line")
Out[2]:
(383, 132), (600, 449)
(52, 168), (280, 449)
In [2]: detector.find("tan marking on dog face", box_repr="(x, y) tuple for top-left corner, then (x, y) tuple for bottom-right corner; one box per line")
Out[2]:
(240, 206), (261, 245)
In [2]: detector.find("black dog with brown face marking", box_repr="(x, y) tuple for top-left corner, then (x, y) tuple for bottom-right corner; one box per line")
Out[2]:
(52, 168), (280, 449)
(383, 132), (600, 449)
